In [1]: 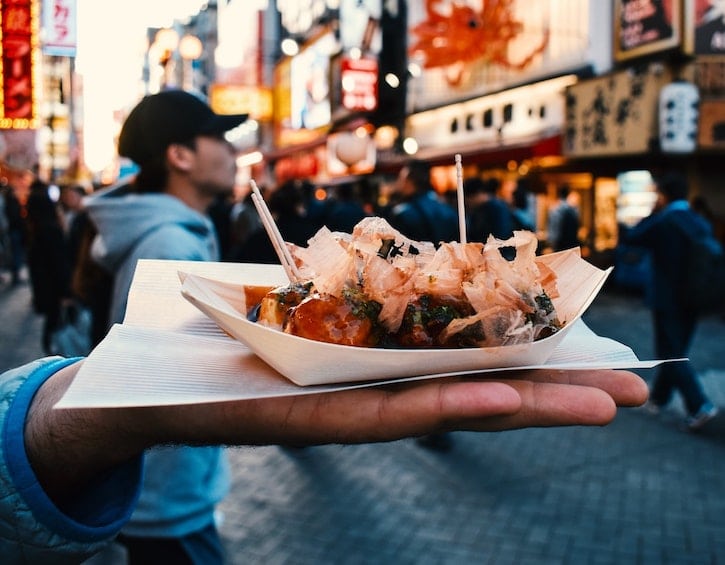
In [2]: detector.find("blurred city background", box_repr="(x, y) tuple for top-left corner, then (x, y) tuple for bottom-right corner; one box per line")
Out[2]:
(0, 0), (723, 271)
(1, 1), (725, 563)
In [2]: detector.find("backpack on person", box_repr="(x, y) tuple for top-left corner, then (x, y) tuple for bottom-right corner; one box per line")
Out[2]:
(671, 215), (725, 315)
(556, 205), (581, 250)
(71, 217), (114, 347)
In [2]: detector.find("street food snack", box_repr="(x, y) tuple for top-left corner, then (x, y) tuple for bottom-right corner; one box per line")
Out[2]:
(248, 217), (562, 349)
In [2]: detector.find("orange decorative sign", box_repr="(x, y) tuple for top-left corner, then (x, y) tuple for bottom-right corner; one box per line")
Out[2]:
(0, 0), (38, 129)
(409, 0), (549, 81)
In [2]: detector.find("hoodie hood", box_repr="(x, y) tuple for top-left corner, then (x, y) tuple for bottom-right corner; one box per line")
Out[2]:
(85, 184), (217, 272)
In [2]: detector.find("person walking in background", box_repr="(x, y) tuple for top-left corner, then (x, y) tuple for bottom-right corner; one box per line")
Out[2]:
(235, 179), (319, 264)
(2, 175), (28, 285)
(0, 183), (10, 281)
(208, 192), (237, 261)
(465, 176), (514, 242)
(324, 181), (369, 232)
(548, 184), (581, 251)
(82, 89), (248, 564)
(387, 159), (458, 244)
(509, 179), (536, 233)
(25, 180), (72, 354)
(59, 184), (89, 275)
(624, 172), (719, 431)
(227, 189), (264, 262)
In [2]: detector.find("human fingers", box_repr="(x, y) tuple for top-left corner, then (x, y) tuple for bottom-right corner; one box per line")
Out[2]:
(482, 369), (649, 407)
(162, 370), (646, 446)
(470, 379), (619, 430)
(180, 380), (522, 446)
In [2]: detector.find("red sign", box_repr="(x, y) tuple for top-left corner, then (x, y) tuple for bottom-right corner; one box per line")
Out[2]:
(1, 0), (37, 128)
(340, 57), (378, 112)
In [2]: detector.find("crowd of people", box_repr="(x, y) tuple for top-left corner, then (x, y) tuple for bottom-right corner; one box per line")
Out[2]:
(1, 119), (575, 358)
(0, 89), (719, 563)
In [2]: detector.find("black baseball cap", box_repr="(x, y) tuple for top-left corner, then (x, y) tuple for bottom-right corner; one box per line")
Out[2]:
(118, 90), (248, 165)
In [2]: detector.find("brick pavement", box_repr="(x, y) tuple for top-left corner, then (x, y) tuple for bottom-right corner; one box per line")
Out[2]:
(1, 274), (724, 564)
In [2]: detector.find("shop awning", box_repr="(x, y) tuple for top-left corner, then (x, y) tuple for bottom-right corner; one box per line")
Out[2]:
(376, 133), (562, 171)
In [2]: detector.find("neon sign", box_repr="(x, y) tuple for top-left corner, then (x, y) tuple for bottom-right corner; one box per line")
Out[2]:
(0, 0), (39, 129)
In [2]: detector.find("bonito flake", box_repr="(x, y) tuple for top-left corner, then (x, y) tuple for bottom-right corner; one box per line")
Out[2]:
(265, 217), (562, 348)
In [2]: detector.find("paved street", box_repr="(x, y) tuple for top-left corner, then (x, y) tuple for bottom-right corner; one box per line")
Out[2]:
(1, 272), (724, 564)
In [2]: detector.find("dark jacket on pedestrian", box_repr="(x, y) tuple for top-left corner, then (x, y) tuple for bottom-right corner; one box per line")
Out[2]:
(236, 180), (319, 263)
(624, 200), (712, 311)
(388, 191), (459, 243)
(465, 178), (514, 243)
(26, 184), (71, 316)
(325, 183), (369, 233)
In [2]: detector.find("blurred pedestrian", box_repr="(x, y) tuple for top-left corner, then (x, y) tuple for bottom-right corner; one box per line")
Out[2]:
(227, 189), (263, 262)
(301, 178), (330, 231)
(465, 176), (514, 242)
(2, 176), (28, 285)
(0, 184), (10, 280)
(25, 180), (71, 354)
(509, 180), (536, 233)
(69, 190), (113, 349)
(547, 184), (581, 251)
(324, 181), (369, 232)
(236, 179), (319, 264)
(83, 89), (248, 564)
(387, 159), (458, 244)
(59, 184), (89, 275)
(624, 172), (719, 431)
(208, 193), (235, 261)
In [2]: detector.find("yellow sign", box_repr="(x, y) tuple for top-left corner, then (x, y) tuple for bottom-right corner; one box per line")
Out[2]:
(209, 84), (273, 121)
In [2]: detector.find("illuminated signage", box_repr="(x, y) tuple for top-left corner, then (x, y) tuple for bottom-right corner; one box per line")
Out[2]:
(339, 0), (381, 55)
(41, 0), (76, 56)
(340, 56), (378, 112)
(0, 0), (39, 129)
(614, 0), (682, 61)
(407, 0), (599, 110)
(408, 75), (576, 152)
(290, 31), (334, 130)
(209, 84), (273, 121)
(277, 0), (334, 37)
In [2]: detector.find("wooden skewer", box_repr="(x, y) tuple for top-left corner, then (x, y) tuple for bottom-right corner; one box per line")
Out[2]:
(455, 153), (467, 244)
(249, 180), (302, 282)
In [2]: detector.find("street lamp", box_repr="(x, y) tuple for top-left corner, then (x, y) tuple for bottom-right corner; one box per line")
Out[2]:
(178, 34), (203, 92)
(152, 28), (179, 89)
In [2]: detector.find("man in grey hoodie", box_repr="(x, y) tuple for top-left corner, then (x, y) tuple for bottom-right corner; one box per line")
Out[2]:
(84, 89), (247, 564)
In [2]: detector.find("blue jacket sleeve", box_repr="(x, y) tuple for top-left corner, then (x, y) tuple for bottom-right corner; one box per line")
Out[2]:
(0, 358), (143, 563)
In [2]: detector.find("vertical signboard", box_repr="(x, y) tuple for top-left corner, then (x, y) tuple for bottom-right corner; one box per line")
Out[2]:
(41, 0), (76, 56)
(691, 0), (725, 56)
(564, 65), (673, 157)
(290, 31), (334, 130)
(614, 0), (682, 61)
(340, 56), (378, 112)
(0, 0), (38, 128)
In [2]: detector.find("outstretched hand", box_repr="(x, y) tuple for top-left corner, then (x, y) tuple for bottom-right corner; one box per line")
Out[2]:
(28, 364), (647, 504)
(161, 368), (648, 445)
